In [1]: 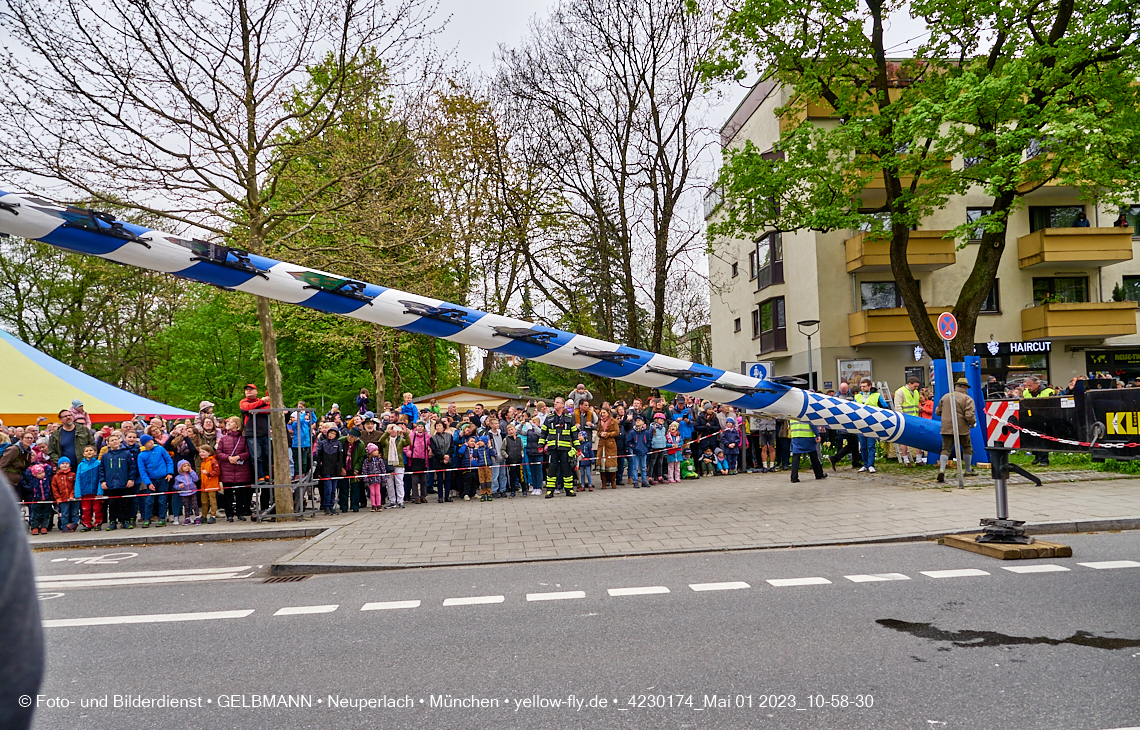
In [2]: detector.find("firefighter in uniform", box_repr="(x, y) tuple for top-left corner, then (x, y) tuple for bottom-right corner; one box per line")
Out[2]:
(540, 397), (580, 498)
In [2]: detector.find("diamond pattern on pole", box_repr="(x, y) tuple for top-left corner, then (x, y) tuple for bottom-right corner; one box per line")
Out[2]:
(802, 391), (902, 441)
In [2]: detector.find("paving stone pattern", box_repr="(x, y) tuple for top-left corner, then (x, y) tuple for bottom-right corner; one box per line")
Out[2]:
(275, 470), (1140, 569)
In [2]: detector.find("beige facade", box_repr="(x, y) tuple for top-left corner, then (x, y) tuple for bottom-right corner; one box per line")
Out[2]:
(708, 82), (1140, 393)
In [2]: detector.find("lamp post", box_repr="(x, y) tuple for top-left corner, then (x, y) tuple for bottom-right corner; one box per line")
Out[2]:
(797, 319), (820, 391)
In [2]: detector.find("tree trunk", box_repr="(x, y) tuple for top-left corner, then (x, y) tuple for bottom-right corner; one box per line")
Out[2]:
(391, 331), (402, 397)
(480, 351), (495, 389)
(951, 191), (1017, 360)
(458, 343), (468, 386)
(254, 295), (295, 521)
(371, 324), (386, 404)
(428, 336), (438, 392)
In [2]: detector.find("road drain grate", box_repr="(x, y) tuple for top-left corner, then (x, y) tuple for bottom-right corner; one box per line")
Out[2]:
(263, 575), (310, 583)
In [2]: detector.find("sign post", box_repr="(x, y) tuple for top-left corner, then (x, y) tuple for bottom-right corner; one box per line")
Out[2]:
(937, 312), (965, 489)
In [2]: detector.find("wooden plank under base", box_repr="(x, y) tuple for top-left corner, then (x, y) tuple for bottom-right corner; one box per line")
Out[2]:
(940, 534), (1073, 560)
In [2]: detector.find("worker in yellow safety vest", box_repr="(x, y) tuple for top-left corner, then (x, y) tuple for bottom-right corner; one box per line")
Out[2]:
(788, 418), (827, 483)
(893, 377), (922, 467)
(853, 378), (889, 473)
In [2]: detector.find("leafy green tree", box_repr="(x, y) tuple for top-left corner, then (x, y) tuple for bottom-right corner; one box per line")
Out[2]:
(704, 0), (1140, 358)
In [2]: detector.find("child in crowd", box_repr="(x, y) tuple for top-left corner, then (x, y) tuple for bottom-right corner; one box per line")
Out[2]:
(475, 435), (495, 502)
(576, 430), (594, 491)
(51, 456), (79, 532)
(699, 447), (716, 477)
(457, 434), (481, 502)
(720, 418), (742, 475)
(198, 444), (220, 524)
(137, 434), (174, 528)
(99, 433), (138, 530)
(75, 445), (103, 531)
(502, 424), (525, 497)
(173, 460), (200, 525)
(665, 421), (684, 483)
(628, 416), (650, 488)
(715, 447), (730, 475)
(362, 442), (386, 512)
(24, 463), (53, 534)
(649, 413), (668, 484)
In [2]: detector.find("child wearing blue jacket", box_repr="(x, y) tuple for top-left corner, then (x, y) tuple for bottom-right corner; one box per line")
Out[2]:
(75, 444), (103, 531)
(137, 434), (174, 527)
(458, 435), (495, 502)
(719, 418), (742, 475)
(99, 433), (139, 530)
(628, 417), (651, 489)
(649, 413), (668, 484)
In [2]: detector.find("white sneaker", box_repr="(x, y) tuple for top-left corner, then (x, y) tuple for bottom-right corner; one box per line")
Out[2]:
(857, 466), (867, 473)
(868, 466), (877, 473)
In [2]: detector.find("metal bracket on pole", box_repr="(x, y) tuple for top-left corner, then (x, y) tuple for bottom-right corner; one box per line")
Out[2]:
(976, 447), (1033, 544)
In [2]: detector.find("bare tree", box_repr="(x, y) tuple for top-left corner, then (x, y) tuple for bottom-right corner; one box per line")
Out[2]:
(1, 0), (440, 513)
(499, 0), (715, 354)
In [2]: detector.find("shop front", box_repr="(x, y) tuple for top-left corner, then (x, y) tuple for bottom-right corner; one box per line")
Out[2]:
(973, 340), (1051, 391)
(1084, 349), (1140, 382)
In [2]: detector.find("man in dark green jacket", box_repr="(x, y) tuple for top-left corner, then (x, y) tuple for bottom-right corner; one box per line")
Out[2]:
(48, 410), (96, 467)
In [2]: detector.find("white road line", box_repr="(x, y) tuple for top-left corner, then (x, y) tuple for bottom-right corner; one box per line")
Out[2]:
(36, 566), (252, 582)
(766, 577), (831, 587)
(844, 573), (911, 583)
(43, 609), (254, 628)
(689, 582), (751, 592)
(1002, 564), (1070, 574)
(1078, 560), (1140, 570)
(607, 586), (670, 596)
(527, 591), (586, 601)
(920, 569), (990, 579)
(274, 605), (339, 616)
(36, 573), (243, 589)
(443, 595), (505, 606)
(361, 600), (421, 611)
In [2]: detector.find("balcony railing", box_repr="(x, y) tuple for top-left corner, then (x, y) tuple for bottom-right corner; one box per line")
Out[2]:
(1017, 227), (1134, 269)
(1021, 301), (1137, 340)
(848, 306), (947, 346)
(845, 230), (955, 273)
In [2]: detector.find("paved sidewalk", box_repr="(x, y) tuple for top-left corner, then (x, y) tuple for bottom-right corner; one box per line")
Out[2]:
(270, 469), (1140, 573)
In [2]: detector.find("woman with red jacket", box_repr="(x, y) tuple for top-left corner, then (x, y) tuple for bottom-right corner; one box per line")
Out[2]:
(217, 417), (252, 522)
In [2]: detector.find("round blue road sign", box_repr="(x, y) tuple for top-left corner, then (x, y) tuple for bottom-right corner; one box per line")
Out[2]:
(748, 363), (769, 380)
(937, 312), (958, 341)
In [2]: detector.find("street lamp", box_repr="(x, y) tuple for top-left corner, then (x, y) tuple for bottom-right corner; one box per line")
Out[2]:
(797, 319), (820, 391)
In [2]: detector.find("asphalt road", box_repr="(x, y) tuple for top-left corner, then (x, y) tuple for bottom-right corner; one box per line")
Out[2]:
(28, 532), (1140, 730)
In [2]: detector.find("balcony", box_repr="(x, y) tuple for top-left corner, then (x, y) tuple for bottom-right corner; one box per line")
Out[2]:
(864, 157), (953, 190)
(845, 230), (955, 273)
(1021, 301), (1137, 340)
(849, 306), (948, 346)
(1018, 227), (1134, 268)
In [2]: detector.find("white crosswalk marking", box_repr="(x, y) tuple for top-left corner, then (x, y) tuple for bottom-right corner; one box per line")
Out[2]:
(689, 582), (751, 592)
(274, 605), (338, 616)
(44, 609), (254, 628)
(1078, 560), (1140, 570)
(920, 569), (990, 579)
(766, 577), (831, 587)
(1002, 564), (1070, 574)
(361, 600), (421, 611)
(844, 573), (911, 583)
(607, 586), (670, 596)
(443, 595), (505, 606)
(527, 591), (586, 601)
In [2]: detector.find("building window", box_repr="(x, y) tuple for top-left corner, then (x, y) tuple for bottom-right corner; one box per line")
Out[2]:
(731, 262), (739, 278)
(860, 281), (918, 310)
(751, 309), (760, 338)
(748, 251), (757, 280)
(966, 207), (991, 242)
(755, 231), (784, 291)
(1032, 276), (1089, 305)
(757, 296), (787, 354)
(1122, 276), (1140, 302)
(1029, 205), (1084, 233)
(858, 211), (893, 233)
(1115, 206), (1140, 237)
(734, 317), (741, 333)
(980, 280), (1000, 313)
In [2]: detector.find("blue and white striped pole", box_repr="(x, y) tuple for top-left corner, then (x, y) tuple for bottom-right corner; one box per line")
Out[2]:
(0, 190), (943, 453)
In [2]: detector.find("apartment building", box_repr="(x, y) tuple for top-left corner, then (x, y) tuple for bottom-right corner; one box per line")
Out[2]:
(707, 80), (1140, 393)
